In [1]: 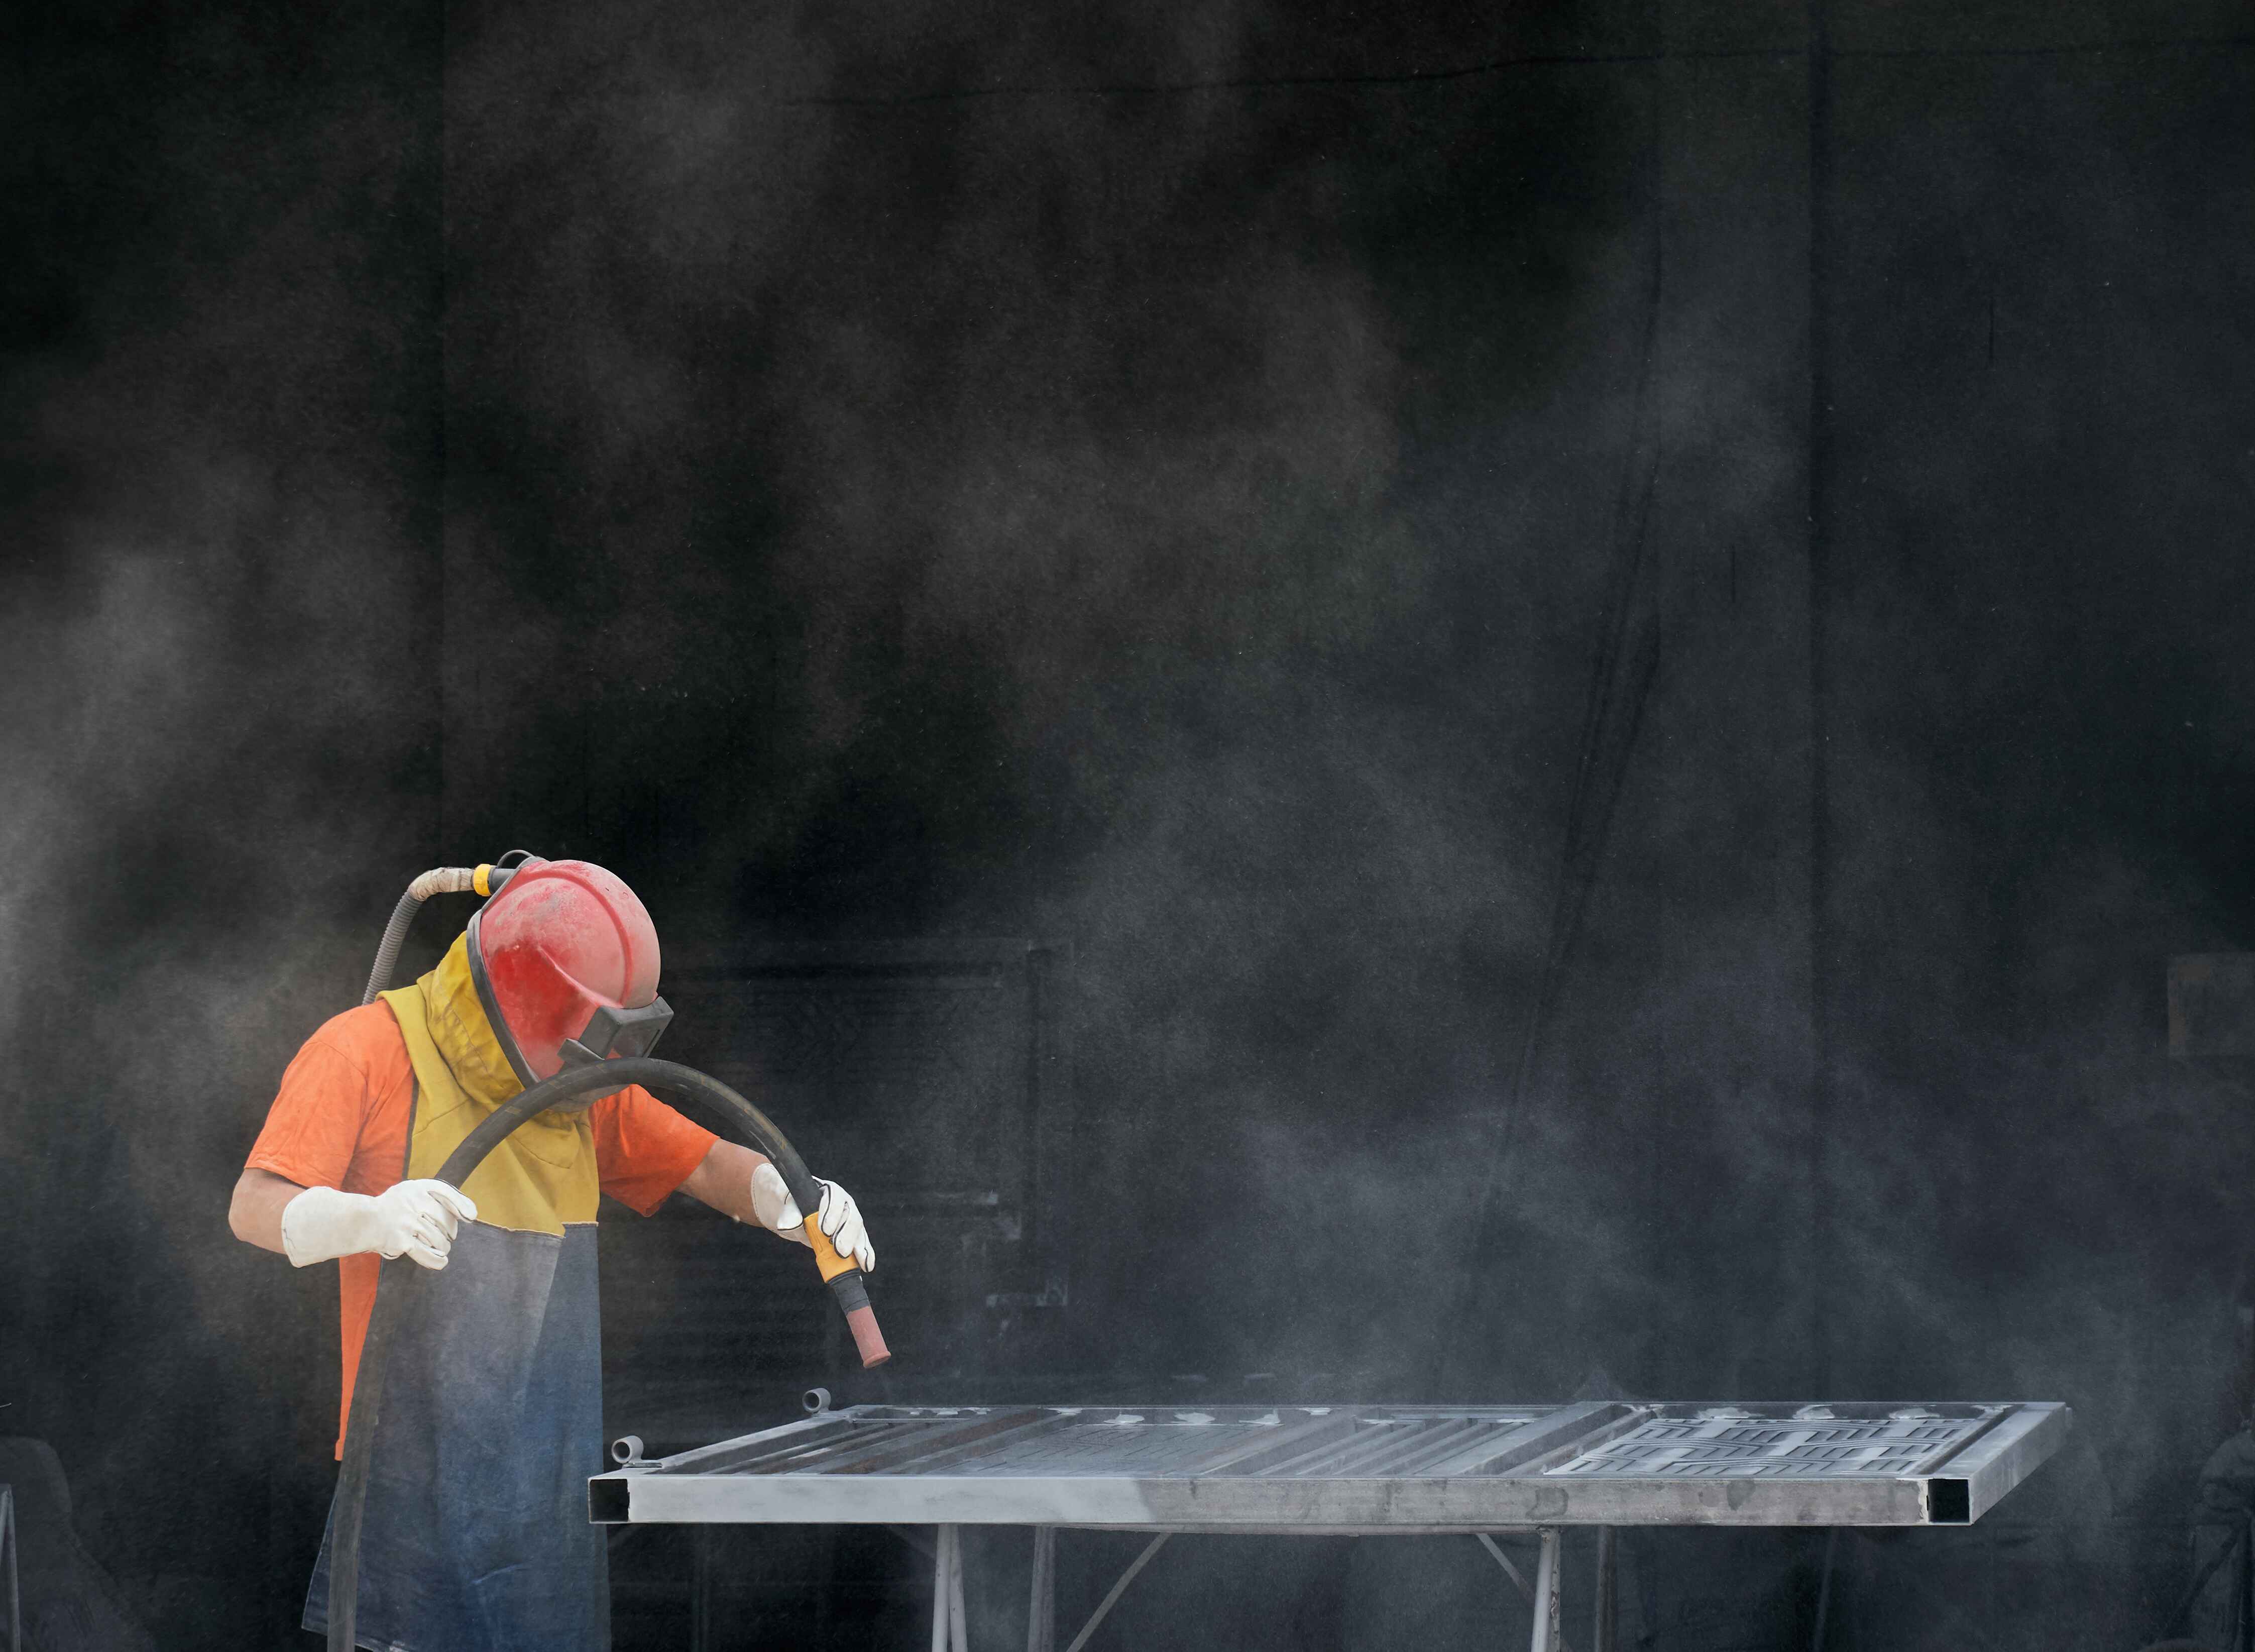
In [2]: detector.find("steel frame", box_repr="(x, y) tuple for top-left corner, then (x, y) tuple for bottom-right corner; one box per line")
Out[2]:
(592, 1400), (2069, 1651)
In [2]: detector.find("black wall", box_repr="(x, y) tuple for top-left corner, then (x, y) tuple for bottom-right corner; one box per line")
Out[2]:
(2, 1), (2249, 1647)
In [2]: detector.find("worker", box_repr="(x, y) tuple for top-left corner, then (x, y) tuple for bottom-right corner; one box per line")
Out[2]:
(227, 857), (874, 1650)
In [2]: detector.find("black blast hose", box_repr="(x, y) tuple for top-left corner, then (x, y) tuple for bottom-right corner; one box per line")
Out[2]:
(325, 1056), (885, 1652)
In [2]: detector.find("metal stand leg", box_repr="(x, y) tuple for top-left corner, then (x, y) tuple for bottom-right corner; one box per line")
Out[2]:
(933, 1525), (955, 1652)
(1530, 1528), (1562, 1652)
(1810, 1528), (1837, 1652)
(1027, 1527), (1057, 1652)
(1478, 1533), (1577, 1652)
(1062, 1534), (1169, 1652)
(949, 1526), (969, 1652)
(1593, 1527), (1616, 1652)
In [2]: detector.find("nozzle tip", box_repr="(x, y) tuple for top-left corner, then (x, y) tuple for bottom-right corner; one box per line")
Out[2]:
(846, 1303), (890, 1368)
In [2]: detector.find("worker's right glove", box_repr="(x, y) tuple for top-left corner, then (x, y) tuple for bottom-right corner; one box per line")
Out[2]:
(280, 1180), (480, 1270)
(749, 1161), (875, 1274)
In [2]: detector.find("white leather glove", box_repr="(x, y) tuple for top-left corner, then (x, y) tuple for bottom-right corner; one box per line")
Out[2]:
(748, 1161), (874, 1273)
(280, 1181), (479, 1271)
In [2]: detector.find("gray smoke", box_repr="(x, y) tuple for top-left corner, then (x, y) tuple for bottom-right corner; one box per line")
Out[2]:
(6, 2), (2250, 1648)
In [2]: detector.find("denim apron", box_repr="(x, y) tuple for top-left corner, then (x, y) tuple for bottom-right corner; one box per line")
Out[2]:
(301, 967), (610, 1652)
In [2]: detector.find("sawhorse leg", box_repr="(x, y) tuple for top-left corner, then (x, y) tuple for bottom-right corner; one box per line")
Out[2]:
(1479, 1529), (1573, 1652)
(1027, 1526), (1056, 1652)
(931, 1524), (968, 1652)
(1529, 1527), (1562, 1652)
(1593, 1527), (1616, 1652)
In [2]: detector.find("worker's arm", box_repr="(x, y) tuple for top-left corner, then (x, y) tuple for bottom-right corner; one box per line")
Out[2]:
(678, 1139), (875, 1272)
(228, 1165), (476, 1269)
(229, 1166), (304, 1254)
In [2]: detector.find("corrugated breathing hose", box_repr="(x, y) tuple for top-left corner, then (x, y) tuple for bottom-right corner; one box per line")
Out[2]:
(359, 859), (527, 1007)
(325, 1056), (887, 1652)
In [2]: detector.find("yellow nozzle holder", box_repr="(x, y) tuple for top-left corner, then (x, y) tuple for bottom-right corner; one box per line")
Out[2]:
(802, 1213), (859, 1282)
(472, 863), (495, 897)
(799, 1197), (888, 1366)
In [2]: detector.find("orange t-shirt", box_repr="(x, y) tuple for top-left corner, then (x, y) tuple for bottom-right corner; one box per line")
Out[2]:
(245, 1002), (718, 1456)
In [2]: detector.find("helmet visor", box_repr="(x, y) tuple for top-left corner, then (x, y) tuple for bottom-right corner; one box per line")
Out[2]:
(560, 997), (674, 1067)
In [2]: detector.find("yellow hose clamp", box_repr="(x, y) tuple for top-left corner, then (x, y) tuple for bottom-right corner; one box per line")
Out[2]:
(803, 1213), (858, 1281)
(473, 864), (493, 898)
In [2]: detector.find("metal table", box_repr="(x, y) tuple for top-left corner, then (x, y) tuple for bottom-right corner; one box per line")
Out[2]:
(591, 1399), (2069, 1652)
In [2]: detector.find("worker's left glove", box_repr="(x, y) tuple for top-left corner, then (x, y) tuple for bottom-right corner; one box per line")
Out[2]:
(749, 1161), (875, 1273)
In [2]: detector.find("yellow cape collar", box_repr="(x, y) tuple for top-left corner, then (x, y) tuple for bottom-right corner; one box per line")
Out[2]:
(416, 931), (524, 1108)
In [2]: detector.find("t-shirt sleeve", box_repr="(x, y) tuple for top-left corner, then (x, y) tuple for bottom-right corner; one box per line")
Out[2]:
(244, 1035), (373, 1191)
(593, 1084), (719, 1216)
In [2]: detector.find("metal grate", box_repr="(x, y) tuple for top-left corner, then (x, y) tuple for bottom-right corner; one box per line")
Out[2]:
(703, 1408), (1562, 1481)
(594, 1400), (2069, 1530)
(1546, 1406), (1989, 1481)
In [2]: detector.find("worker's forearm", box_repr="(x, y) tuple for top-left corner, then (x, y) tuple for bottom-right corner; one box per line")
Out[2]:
(229, 1167), (304, 1254)
(677, 1140), (772, 1226)
(233, 1170), (477, 1268)
(679, 1141), (875, 1272)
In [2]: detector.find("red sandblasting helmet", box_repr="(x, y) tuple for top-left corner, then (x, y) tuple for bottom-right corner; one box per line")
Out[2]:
(465, 857), (672, 1087)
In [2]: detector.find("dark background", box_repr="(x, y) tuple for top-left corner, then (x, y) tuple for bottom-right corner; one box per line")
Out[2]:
(3, 0), (2251, 1647)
